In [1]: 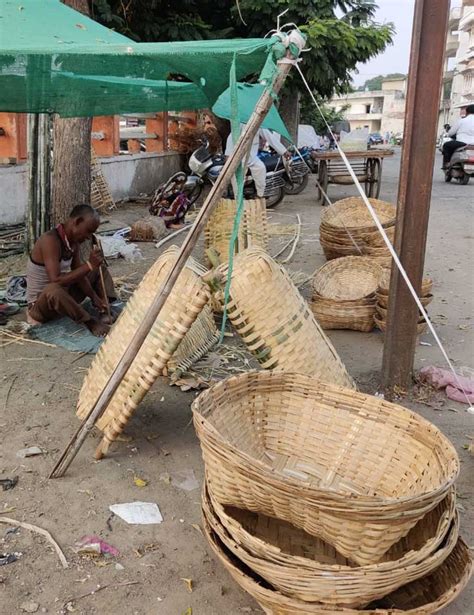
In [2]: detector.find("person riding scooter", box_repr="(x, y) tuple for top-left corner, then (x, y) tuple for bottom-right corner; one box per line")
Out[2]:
(442, 105), (474, 168)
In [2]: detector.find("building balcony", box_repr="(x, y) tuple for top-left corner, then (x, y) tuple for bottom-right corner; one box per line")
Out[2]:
(445, 31), (459, 57)
(449, 6), (461, 28)
(459, 8), (474, 32)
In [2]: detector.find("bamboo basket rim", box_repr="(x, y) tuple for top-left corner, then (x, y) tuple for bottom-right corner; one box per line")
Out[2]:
(203, 515), (472, 615)
(204, 483), (457, 572)
(321, 197), (396, 231)
(193, 371), (459, 509)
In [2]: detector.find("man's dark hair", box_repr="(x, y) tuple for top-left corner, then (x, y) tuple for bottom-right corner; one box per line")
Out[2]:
(465, 104), (474, 116)
(69, 204), (98, 219)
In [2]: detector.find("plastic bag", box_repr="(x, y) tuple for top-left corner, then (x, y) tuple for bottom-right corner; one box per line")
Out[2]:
(100, 233), (143, 263)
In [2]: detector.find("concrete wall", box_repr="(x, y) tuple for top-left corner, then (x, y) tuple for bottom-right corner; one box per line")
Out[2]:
(0, 152), (184, 227)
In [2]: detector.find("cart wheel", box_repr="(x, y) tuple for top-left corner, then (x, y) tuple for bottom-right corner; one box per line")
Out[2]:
(315, 160), (328, 205)
(365, 158), (382, 198)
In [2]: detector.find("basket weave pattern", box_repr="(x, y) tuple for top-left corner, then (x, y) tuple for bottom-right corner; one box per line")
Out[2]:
(310, 257), (383, 332)
(77, 246), (210, 455)
(203, 485), (459, 607)
(218, 248), (354, 388)
(319, 197), (396, 264)
(203, 515), (472, 615)
(204, 198), (268, 265)
(193, 371), (459, 566)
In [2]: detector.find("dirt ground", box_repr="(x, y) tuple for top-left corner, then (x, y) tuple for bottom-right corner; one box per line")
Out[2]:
(1, 149), (473, 614)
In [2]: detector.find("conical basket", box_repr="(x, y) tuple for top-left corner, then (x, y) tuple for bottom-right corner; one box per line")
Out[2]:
(192, 371), (459, 565)
(76, 246), (210, 458)
(203, 516), (472, 615)
(217, 248), (354, 388)
(203, 485), (458, 607)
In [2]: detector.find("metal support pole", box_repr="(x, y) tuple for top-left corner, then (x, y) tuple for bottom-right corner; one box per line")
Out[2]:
(382, 0), (450, 394)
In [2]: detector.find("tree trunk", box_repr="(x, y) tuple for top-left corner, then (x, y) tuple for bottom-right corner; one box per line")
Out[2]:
(279, 88), (300, 146)
(51, 0), (92, 226)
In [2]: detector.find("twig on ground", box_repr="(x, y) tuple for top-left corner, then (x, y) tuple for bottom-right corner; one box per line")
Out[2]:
(0, 330), (56, 348)
(3, 375), (17, 411)
(70, 351), (89, 364)
(280, 214), (302, 264)
(155, 225), (191, 250)
(62, 581), (139, 610)
(0, 517), (68, 569)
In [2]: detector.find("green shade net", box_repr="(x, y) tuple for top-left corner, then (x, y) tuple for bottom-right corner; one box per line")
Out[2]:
(0, 0), (284, 117)
(213, 82), (291, 141)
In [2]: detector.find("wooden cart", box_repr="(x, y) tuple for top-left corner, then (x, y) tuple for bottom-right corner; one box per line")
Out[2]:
(311, 149), (394, 205)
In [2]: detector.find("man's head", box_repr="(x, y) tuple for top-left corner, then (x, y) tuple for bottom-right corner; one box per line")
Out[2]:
(65, 204), (100, 243)
(465, 104), (474, 116)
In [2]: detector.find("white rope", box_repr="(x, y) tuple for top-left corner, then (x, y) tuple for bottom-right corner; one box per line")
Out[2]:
(296, 63), (473, 408)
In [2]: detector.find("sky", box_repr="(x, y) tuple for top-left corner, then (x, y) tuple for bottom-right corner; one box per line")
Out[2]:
(351, 0), (416, 87)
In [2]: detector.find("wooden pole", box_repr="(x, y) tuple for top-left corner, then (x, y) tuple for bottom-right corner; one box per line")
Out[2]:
(27, 113), (51, 252)
(381, 0), (450, 394)
(50, 55), (295, 478)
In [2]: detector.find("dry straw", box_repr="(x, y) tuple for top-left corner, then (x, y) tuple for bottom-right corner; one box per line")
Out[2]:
(76, 246), (210, 458)
(217, 248), (354, 387)
(203, 485), (458, 607)
(193, 371), (459, 565)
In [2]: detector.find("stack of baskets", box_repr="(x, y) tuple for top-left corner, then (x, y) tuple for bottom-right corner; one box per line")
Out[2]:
(319, 197), (396, 266)
(375, 271), (434, 334)
(193, 371), (471, 614)
(310, 257), (383, 331)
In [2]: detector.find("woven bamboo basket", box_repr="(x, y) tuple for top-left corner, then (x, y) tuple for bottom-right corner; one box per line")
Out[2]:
(310, 257), (382, 331)
(76, 246), (210, 458)
(192, 371), (459, 565)
(203, 516), (472, 615)
(321, 197), (396, 231)
(203, 485), (458, 607)
(320, 197), (396, 261)
(204, 198), (268, 265)
(374, 314), (428, 336)
(217, 248), (353, 387)
(377, 272), (433, 296)
(376, 292), (433, 310)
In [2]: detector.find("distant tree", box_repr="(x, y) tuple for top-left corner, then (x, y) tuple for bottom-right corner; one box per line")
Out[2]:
(91, 0), (394, 141)
(357, 72), (406, 92)
(300, 99), (350, 135)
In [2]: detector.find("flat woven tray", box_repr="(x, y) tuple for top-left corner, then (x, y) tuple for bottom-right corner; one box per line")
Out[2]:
(193, 371), (459, 565)
(204, 198), (268, 265)
(203, 485), (458, 608)
(321, 197), (396, 231)
(217, 248), (353, 387)
(76, 246), (210, 458)
(203, 517), (472, 615)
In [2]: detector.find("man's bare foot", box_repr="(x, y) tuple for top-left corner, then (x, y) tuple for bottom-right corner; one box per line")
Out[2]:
(87, 319), (110, 337)
(168, 223), (185, 230)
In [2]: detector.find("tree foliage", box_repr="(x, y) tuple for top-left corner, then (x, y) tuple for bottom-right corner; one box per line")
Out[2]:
(357, 72), (406, 92)
(300, 99), (349, 136)
(90, 0), (394, 100)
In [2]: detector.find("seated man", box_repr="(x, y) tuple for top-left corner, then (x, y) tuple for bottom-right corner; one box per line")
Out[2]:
(26, 204), (116, 337)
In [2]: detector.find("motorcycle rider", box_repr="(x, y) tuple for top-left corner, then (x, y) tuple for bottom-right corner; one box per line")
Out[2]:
(225, 126), (290, 198)
(442, 105), (474, 168)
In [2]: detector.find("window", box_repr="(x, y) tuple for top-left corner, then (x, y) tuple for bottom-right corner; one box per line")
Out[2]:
(365, 104), (371, 114)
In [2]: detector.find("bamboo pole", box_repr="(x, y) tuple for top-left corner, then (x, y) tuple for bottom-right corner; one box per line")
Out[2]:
(50, 52), (296, 478)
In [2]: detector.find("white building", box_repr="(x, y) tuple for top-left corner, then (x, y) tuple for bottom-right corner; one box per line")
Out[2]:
(449, 0), (474, 124)
(328, 78), (407, 135)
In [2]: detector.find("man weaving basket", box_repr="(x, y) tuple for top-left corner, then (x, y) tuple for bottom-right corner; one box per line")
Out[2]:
(26, 204), (116, 337)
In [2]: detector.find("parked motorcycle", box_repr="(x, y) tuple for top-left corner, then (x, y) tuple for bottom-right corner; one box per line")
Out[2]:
(259, 148), (310, 196)
(444, 144), (474, 185)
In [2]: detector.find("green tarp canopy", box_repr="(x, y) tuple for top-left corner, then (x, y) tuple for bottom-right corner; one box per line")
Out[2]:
(0, 0), (285, 118)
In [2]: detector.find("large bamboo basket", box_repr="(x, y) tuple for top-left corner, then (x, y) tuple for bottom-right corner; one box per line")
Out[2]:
(203, 485), (458, 608)
(217, 248), (354, 388)
(321, 197), (396, 232)
(204, 198), (268, 265)
(203, 516), (472, 615)
(310, 257), (382, 331)
(76, 246), (210, 458)
(192, 371), (459, 565)
(320, 197), (396, 262)
(377, 271), (433, 296)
